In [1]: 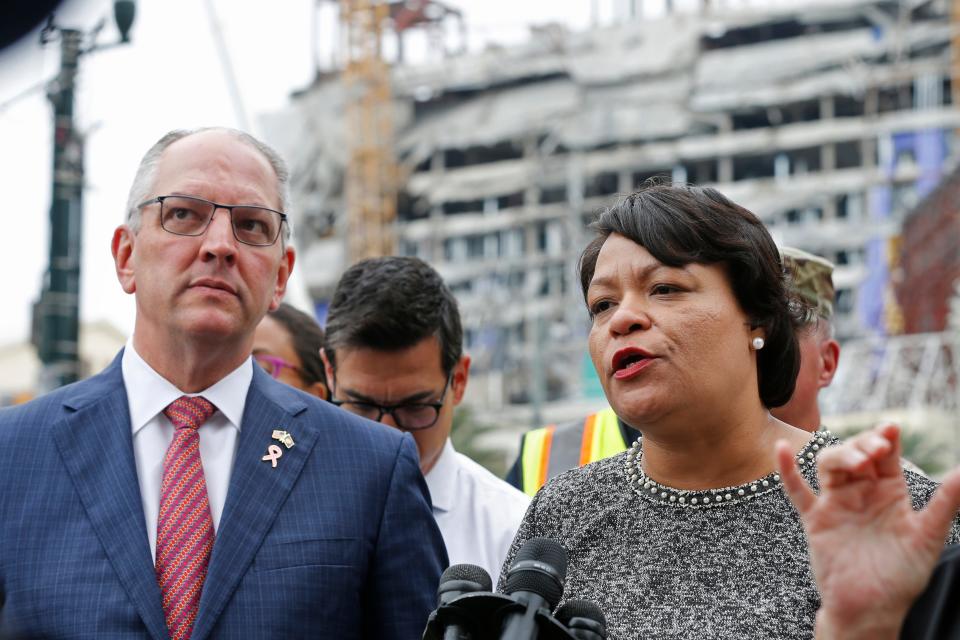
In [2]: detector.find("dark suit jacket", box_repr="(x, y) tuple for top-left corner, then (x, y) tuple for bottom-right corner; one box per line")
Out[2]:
(0, 352), (447, 639)
(901, 544), (960, 640)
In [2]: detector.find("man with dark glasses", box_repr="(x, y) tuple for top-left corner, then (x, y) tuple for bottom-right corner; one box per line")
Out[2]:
(321, 256), (530, 585)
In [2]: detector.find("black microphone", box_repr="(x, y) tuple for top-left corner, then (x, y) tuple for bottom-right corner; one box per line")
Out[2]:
(555, 600), (607, 640)
(439, 564), (493, 605)
(437, 564), (493, 640)
(499, 537), (568, 640)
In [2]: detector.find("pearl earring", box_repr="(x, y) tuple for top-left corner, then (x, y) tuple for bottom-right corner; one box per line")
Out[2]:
(752, 337), (765, 350)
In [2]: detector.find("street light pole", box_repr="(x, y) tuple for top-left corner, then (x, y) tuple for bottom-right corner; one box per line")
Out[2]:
(33, 3), (136, 392)
(36, 27), (84, 390)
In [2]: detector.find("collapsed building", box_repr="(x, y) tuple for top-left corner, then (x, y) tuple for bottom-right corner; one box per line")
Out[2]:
(263, 0), (959, 431)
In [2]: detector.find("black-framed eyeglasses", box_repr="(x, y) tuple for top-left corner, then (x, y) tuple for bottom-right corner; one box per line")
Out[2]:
(137, 195), (287, 247)
(330, 374), (453, 431)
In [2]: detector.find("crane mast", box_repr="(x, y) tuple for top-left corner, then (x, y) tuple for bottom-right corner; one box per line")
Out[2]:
(340, 0), (397, 261)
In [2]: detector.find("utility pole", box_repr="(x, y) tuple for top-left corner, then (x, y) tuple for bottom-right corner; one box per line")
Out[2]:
(33, 3), (136, 392)
(36, 28), (84, 391)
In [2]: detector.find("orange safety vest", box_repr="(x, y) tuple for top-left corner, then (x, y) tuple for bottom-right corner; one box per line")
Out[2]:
(519, 407), (627, 497)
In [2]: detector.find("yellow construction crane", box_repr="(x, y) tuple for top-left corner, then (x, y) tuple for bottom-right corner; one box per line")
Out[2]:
(340, 0), (398, 261)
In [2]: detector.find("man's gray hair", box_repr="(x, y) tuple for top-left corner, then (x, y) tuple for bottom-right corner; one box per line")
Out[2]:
(124, 127), (292, 243)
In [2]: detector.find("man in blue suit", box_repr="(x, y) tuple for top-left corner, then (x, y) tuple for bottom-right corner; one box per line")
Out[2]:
(0, 127), (446, 639)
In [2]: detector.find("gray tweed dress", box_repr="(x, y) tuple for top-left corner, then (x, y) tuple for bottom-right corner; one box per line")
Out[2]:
(499, 431), (958, 640)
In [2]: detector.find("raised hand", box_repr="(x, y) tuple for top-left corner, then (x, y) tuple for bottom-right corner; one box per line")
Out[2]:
(775, 424), (960, 640)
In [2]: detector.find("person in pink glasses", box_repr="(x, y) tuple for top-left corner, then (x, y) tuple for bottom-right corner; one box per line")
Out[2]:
(253, 302), (329, 400)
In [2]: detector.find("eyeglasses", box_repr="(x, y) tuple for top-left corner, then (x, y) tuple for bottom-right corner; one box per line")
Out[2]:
(254, 354), (304, 380)
(330, 374), (452, 431)
(138, 195), (287, 247)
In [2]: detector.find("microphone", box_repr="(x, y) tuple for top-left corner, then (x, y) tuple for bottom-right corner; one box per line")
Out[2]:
(437, 564), (493, 639)
(499, 537), (568, 640)
(555, 600), (607, 640)
(439, 564), (493, 605)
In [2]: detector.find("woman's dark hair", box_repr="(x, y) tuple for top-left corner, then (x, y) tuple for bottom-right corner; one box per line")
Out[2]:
(268, 303), (328, 388)
(323, 256), (463, 376)
(578, 184), (800, 408)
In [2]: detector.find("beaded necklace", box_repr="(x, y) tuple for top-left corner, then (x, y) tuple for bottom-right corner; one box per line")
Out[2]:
(625, 430), (833, 508)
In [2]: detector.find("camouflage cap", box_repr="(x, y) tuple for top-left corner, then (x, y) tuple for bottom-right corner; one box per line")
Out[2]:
(780, 246), (835, 321)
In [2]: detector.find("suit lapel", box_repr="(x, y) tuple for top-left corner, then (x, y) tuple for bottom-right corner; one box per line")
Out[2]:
(52, 357), (170, 640)
(191, 369), (314, 640)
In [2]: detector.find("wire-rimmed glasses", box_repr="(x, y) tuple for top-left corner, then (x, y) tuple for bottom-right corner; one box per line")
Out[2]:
(137, 195), (287, 247)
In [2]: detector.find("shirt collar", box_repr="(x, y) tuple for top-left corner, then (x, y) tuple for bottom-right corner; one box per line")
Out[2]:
(122, 338), (253, 435)
(424, 438), (458, 513)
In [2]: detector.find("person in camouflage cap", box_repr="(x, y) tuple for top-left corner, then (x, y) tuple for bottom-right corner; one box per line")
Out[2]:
(781, 246), (836, 323)
(771, 246), (840, 432)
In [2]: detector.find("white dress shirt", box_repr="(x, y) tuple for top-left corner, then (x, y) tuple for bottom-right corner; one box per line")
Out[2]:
(121, 340), (252, 560)
(425, 439), (531, 586)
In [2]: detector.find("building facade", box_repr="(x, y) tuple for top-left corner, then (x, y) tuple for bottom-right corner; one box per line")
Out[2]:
(264, 0), (959, 427)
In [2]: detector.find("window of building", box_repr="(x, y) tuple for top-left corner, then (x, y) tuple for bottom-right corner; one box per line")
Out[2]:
(444, 237), (466, 262)
(498, 191), (524, 209)
(633, 169), (671, 188)
(540, 185), (567, 204)
(835, 141), (862, 169)
(398, 239), (425, 258)
(691, 160), (718, 184)
(466, 234), (485, 259)
(413, 156), (432, 173)
(536, 221), (564, 256)
(507, 270), (526, 291)
(442, 199), (484, 215)
(780, 100), (821, 125)
(732, 108), (772, 130)
(584, 172), (619, 198)
(788, 146), (822, 174)
(444, 141), (524, 169)
(877, 84), (913, 114)
(834, 94), (865, 118)
(484, 233), (500, 260)
(397, 192), (429, 221)
(733, 153), (777, 181)
(835, 288), (854, 315)
(450, 280), (473, 295)
(502, 228), (525, 258)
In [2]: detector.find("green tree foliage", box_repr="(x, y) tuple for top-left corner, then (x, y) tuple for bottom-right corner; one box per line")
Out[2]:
(451, 406), (509, 477)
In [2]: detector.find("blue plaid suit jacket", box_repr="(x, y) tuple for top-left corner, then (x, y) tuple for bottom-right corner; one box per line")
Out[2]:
(0, 352), (447, 639)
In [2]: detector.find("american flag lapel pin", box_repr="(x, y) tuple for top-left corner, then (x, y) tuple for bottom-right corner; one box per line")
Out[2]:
(271, 429), (295, 449)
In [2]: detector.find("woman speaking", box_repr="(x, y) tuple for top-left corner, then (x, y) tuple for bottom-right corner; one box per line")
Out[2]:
(501, 184), (957, 638)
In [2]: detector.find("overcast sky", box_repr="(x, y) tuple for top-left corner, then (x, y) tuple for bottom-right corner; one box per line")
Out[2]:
(0, 0), (784, 347)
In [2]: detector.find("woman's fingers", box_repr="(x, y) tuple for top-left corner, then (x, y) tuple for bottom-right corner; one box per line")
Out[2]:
(817, 443), (872, 488)
(776, 439), (815, 515)
(816, 425), (902, 487)
(873, 423), (904, 478)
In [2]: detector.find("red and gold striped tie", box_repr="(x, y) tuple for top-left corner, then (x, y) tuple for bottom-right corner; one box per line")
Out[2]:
(157, 395), (217, 640)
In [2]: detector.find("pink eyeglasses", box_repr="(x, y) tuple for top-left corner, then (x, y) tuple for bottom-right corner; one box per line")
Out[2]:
(254, 354), (304, 380)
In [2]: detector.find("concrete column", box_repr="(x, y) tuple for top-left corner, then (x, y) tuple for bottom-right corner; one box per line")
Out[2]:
(862, 88), (879, 170)
(429, 147), (446, 262)
(717, 114), (734, 184)
(820, 95), (836, 173)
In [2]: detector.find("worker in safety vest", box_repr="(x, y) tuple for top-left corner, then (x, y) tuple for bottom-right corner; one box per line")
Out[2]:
(504, 407), (639, 497)
(504, 246), (842, 496)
